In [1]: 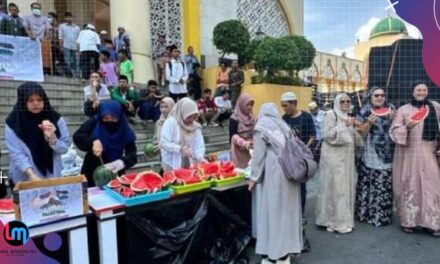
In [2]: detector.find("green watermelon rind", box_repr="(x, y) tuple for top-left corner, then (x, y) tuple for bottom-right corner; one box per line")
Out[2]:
(144, 143), (157, 158)
(93, 165), (117, 189)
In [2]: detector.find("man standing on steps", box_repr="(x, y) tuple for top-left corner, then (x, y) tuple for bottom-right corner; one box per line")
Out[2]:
(166, 45), (188, 102)
(228, 60), (244, 107)
(59, 12), (80, 78)
(0, 3), (26, 37)
(281, 91), (316, 253)
(76, 24), (101, 83)
(23, 2), (51, 40)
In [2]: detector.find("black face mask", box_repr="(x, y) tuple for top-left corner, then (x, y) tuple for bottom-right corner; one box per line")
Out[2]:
(103, 121), (119, 132)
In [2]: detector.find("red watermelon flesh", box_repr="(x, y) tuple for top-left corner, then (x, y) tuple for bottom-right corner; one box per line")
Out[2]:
(371, 107), (390, 117)
(181, 176), (202, 185)
(120, 186), (136, 198)
(107, 179), (121, 189)
(219, 161), (235, 173)
(198, 162), (220, 179)
(117, 172), (138, 185)
(218, 172), (237, 180)
(130, 171), (163, 193)
(410, 105), (429, 122)
(173, 169), (203, 185)
(0, 199), (13, 213)
(162, 171), (176, 186)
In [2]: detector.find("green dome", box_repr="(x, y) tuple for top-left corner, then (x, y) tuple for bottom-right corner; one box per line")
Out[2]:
(370, 17), (408, 39)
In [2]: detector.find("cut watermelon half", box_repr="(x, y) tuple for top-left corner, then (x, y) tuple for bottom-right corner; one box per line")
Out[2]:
(117, 172), (138, 185)
(410, 105), (429, 122)
(173, 169), (202, 185)
(372, 107), (390, 117)
(107, 179), (122, 189)
(0, 199), (13, 213)
(130, 171), (163, 193)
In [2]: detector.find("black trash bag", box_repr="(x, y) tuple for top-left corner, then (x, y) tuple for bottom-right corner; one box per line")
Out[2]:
(125, 190), (251, 264)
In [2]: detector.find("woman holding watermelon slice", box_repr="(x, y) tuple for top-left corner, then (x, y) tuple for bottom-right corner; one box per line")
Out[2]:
(390, 81), (440, 236)
(5, 82), (70, 189)
(73, 100), (137, 187)
(355, 86), (396, 227)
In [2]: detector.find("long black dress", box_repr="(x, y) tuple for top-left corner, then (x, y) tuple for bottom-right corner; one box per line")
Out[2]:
(73, 118), (137, 187)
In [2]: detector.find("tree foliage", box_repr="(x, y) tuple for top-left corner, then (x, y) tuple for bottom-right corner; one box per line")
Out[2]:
(282, 35), (316, 72)
(213, 20), (250, 57)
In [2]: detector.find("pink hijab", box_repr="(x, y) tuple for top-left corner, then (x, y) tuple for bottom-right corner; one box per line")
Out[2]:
(231, 93), (256, 135)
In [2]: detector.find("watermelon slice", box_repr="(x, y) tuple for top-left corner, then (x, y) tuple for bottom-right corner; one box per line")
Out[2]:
(162, 171), (176, 186)
(371, 107), (390, 117)
(197, 162), (220, 180)
(0, 199), (13, 213)
(173, 169), (202, 185)
(117, 172), (138, 185)
(107, 179), (121, 189)
(410, 105), (429, 122)
(217, 172), (237, 180)
(130, 171), (163, 193)
(119, 186), (136, 198)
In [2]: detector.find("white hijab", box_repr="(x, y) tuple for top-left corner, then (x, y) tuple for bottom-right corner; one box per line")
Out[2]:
(255, 103), (292, 149)
(333, 93), (350, 120)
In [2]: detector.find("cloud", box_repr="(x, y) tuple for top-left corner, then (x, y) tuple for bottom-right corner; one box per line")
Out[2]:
(330, 47), (355, 59)
(355, 17), (381, 42)
(404, 22), (422, 39)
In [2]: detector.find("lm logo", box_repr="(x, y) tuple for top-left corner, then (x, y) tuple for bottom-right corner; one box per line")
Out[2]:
(2, 221), (30, 246)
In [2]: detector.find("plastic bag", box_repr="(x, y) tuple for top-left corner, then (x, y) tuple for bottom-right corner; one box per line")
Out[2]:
(125, 190), (251, 263)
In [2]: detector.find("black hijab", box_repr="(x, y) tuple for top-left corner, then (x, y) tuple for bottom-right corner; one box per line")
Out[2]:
(409, 81), (439, 141)
(5, 82), (61, 176)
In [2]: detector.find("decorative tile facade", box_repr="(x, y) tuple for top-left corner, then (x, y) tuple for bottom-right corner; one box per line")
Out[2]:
(237, 0), (290, 38)
(149, 0), (182, 49)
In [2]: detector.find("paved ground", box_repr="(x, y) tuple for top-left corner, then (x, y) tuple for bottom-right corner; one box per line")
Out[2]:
(248, 177), (440, 264)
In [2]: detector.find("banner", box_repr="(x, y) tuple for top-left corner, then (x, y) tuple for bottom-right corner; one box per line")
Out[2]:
(0, 35), (44, 82)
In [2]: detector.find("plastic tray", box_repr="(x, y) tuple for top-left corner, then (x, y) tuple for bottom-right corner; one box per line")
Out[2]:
(213, 175), (245, 187)
(104, 187), (172, 207)
(170, 180), (213, 195)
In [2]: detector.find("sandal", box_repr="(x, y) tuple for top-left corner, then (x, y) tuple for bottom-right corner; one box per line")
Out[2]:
(427, 229), (440, 237)
(402, 227), (414, 233)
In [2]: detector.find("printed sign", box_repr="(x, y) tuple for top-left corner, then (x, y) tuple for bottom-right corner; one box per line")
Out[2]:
(0, 35), (44, 82)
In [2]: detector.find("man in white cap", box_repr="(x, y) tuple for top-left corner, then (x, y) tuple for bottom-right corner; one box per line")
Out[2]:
(76, 23), (101, 82)
(281, 91), (315, 252)
(308, 101), (326, 144)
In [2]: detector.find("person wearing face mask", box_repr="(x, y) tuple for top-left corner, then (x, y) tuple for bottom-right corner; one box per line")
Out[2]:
(160, 98), (205, 171)
(0, 3), (26, 36)
(23, 2), (51, 41)
(5, 82), (70, 190)
(73, 100), (137, 187)
(315, 94), (363, 234)
(390, 81), (440, 236)
(355, 86), (396, 227)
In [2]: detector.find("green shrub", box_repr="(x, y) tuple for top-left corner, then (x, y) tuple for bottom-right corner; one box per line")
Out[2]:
(213, 20), (250, 58)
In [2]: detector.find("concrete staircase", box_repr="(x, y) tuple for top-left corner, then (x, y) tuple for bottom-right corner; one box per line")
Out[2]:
(0, 76), (231, 174)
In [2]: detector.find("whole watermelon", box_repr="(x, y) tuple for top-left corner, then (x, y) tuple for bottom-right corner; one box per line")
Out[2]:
(144, 142), (157, 158)
(93, 165), (116, 189)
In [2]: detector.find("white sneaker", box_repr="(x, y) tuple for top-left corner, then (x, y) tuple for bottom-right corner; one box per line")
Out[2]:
(276, 256), (291, 264)
(202, 122), (207, 127)
(326, 227), (335, 233)
(336, 228), (352, 234)
(212, 122), (219, 127)
(261, 258), (271, 264)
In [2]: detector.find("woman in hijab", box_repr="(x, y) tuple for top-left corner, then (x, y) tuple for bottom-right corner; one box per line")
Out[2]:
(248, 103), (302, 264)
(160, 97), (205, 171)
(390, 81), (440, 236)
(315, 93), (363, 234)
(5, 82), (70, 189)
(229, 94), (256, 169)
(154, 97), (176, 143)
(73, 100), (137, 187)
(355, 86), (395, 227)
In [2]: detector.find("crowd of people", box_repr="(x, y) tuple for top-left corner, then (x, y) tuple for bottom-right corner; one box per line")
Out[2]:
(2, 3), (440, 264)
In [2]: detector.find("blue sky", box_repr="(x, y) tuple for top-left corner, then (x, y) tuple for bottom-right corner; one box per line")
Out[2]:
(303, 0), (420, 57)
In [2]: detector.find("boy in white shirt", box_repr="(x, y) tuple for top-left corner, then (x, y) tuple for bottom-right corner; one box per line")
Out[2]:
(214, 90), (233, 126)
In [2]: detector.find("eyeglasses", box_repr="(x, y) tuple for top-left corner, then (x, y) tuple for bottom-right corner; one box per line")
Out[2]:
(373, 94), (385, 98)
(340, 100), (351, 104)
